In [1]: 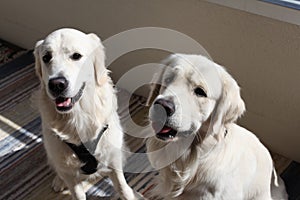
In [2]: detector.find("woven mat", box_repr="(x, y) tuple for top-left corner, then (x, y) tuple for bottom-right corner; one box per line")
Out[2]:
(0, 40), (296, 199)
(0, 48), (155, 200)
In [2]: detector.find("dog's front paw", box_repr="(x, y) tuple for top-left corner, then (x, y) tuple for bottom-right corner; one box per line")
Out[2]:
(51, 175), (66, 192)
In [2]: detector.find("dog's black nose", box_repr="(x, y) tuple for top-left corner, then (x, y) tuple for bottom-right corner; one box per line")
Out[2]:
(154, 98), (175, 116)
(48, 77), (68, 96)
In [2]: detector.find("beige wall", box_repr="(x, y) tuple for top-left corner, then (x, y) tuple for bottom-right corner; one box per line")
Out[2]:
(0, 0), (299, 161)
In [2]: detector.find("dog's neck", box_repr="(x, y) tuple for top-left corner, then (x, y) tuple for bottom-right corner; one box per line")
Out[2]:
(195, 118), (227, 143)
(39, 79), (115, 144)
(156, 123), (228, 198)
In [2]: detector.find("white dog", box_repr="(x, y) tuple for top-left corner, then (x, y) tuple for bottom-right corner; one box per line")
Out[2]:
(34, 28), (143, 200)
(146, 54), (288, 200)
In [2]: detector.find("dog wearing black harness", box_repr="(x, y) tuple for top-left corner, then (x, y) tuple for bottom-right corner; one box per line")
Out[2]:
(33, 28), (144, 200)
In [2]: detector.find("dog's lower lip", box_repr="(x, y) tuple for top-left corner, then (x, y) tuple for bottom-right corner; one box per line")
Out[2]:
(154, 124), (178, 141)
(55, 97), (73, 111)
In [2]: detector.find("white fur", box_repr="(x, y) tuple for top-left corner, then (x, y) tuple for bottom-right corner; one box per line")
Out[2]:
(146, 54), (288, 200)
(34, 28), (143, 200)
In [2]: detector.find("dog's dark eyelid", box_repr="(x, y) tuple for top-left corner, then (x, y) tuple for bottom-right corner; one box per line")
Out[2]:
(71, 53), (82, 60)
(165, 77), (172, 84)
(194, 87), (207, 97)
(42, 52), (52, 63)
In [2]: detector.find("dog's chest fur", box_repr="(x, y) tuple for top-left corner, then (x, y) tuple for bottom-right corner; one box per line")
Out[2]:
(50, 114), (97, 145)
(38, 84), (114, 144)
(148, 136), (229, 199)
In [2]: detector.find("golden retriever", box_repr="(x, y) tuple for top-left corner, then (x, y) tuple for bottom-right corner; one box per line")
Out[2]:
(34, 28), (143, 200)
(146, 54), (288, 200)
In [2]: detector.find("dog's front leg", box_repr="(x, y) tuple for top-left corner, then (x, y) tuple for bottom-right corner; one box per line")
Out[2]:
(109, 169), (144, 200)
(52, 175), (66, 192)
(59, 173), (86, 200)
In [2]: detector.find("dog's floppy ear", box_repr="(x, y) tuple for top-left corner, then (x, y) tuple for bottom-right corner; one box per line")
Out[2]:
(34, 40), (44, 80)
(88, 33), (107, 86)
(211, 67), (245, 135)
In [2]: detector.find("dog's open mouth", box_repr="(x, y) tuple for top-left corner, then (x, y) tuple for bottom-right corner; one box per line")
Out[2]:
(157, 126), (178, 141)
(152, 122), (178, 141)
(54, 83), (85, 112)
(55, 97), (73, 111)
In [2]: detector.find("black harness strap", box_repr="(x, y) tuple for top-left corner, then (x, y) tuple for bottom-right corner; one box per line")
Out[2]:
(224, 129), (228, 137)
(65, 124), (108, 175)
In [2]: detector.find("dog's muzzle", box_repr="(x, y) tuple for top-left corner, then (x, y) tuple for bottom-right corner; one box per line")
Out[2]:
(150, 98), (179, 142)
(54, 82), (86, 112)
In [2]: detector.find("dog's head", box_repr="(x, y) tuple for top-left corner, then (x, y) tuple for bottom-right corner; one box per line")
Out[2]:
(148, 54), (245, 142)
(34, 28), (106, 113)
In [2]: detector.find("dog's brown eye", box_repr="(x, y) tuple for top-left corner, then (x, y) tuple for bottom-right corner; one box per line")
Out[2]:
(71, 53), (82, 61)
(194, 87), (207, 97)
(42, 52), (52, 63)
(164, 77), (173, 84)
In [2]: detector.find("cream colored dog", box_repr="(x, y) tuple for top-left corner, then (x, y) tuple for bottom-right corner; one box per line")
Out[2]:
(34, 28), (143, 200)
(146, 54), (288, 200)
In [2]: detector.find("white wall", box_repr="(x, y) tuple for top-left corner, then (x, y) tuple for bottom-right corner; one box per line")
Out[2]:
(0, 0), (299, 162)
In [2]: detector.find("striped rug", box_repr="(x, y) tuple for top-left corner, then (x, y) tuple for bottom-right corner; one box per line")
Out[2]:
(1, 41), (299, 200)
(0, 47), (156, 199)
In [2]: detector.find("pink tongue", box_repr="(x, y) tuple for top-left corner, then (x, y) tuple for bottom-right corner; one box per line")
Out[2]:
(56, 98), (71, 107)
(160, 126), (172, 134)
